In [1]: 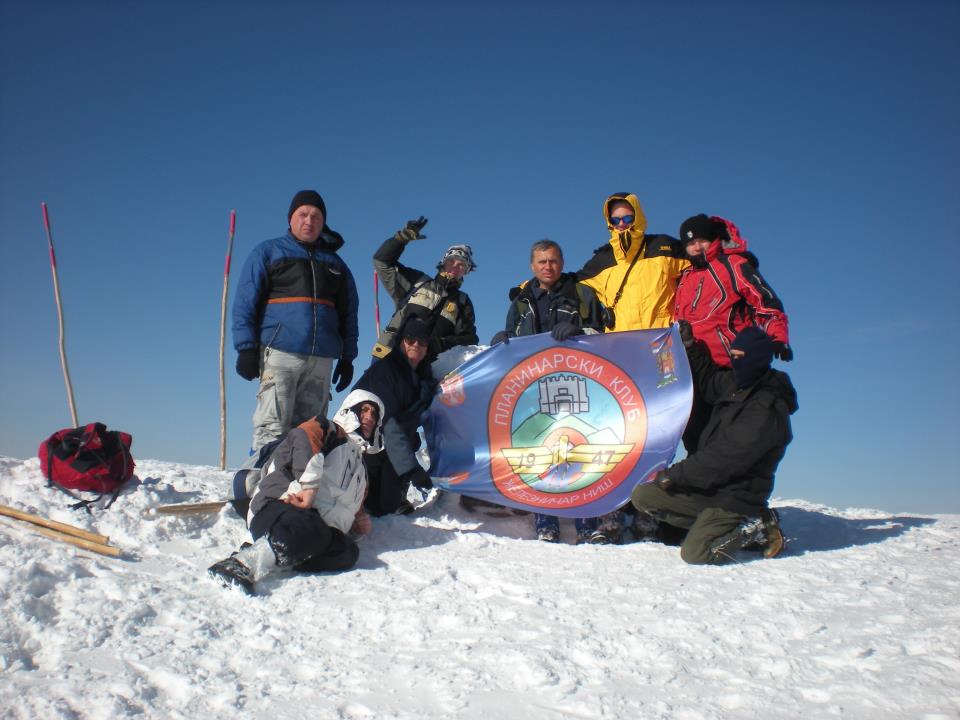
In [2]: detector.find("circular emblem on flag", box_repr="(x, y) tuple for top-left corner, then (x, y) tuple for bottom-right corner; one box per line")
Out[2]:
(487, 347), (647, 510)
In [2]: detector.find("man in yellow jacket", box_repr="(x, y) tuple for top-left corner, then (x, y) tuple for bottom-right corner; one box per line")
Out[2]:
(577, 192), (688, 331)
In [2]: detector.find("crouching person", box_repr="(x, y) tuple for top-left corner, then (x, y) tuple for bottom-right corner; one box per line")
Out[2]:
(631, 322), (797, 564)
(208, 390), (385, 594)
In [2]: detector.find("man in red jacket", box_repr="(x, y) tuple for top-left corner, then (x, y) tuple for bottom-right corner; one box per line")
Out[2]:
(674, 214), (792, 452)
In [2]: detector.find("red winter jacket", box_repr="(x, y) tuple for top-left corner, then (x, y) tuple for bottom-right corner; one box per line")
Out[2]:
(674, 217), (789, 367)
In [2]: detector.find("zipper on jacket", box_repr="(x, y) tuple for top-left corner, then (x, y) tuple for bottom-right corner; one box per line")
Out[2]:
(717, 327), (733, 362)
(691, 278), (704, 310)
(309, 247), (319, 355)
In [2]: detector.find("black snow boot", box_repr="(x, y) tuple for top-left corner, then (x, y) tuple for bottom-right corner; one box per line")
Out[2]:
(207, 556), (255, 595)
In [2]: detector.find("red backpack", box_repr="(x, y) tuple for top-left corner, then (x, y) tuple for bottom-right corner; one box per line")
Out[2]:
(39, 423), (135, 510)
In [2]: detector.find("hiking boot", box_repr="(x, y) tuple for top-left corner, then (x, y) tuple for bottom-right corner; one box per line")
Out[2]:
(630, 510), (660, 542)
(537, 527), (560, 543)
(594, 510), (624, 545)
(708, 517), (766, 563)
(207, 556), (255, 595)
(582, 530), (612, 545)
(760, 507), (785, 558)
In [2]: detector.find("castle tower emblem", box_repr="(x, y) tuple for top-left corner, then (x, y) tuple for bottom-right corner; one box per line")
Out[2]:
(538, 374), (589, 415)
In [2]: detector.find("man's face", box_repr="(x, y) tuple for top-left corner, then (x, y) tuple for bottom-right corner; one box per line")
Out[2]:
(531, 248), (564, 289)
(402, 336), (428, 367)
(356, 402), (379, 441)
(441, 257), (469, 279)
(608, 202), (635, 230)
(684, 237), (713, 259)
(289, 205), (324, 243)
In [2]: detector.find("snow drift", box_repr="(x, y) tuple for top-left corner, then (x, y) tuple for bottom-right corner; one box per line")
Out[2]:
(0, 456), (957, 719)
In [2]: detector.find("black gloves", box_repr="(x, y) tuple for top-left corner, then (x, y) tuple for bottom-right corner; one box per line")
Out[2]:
(653, 470), (676, 494)
(551, 322), (582, 342)
(332, 357), (354, 392)
(236, 348), (260, 381)
(395, 216), (428, 243)
(773, 342), (794, 362)
(677, 320), (695, 348)
(490, 330), (509, 346)
(406, 467), (433, 490)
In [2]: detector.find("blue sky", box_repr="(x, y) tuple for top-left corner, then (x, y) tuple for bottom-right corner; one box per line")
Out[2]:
(1, 1), (957, 513)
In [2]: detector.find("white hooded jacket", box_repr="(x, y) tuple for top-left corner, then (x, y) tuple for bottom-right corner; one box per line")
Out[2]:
(248, 390), (385, 534)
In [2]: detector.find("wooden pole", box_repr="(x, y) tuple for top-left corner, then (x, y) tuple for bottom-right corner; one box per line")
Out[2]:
(150, 501), (230, 515)
(41, 202), (79, 427)
(374, 270), (381, 337)
(219, 210), (237, 470)
(0, 504), (110, 545)
(30, 525), (122, 557)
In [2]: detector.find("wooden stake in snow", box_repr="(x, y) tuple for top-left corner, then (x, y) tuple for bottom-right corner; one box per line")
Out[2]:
(374, 270), (381, 337)
(219, 210), (237, 470)
(41, 202), (79, 428)
(149, 500), (231, 515)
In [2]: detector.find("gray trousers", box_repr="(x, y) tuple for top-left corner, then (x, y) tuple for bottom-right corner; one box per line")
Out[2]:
(251, 347), (333, 451)
(631, 483), (745, 565)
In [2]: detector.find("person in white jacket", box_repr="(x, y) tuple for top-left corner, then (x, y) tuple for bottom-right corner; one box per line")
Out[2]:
(209, 390), (384, 595)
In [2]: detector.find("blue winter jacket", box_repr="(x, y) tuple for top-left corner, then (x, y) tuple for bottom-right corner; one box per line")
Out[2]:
(233, 230), (359, 361)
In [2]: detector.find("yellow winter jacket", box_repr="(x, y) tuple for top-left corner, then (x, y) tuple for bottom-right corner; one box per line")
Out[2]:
(577, 193), (689, 331)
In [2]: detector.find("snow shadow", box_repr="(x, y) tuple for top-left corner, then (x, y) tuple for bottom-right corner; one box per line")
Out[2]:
(778, 505), (936, 554)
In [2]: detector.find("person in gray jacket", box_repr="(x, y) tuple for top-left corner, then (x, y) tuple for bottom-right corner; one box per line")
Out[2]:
(208, 390), (384, 595)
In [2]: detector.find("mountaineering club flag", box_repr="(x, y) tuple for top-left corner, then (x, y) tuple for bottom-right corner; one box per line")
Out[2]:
(424, 325), (693, 518)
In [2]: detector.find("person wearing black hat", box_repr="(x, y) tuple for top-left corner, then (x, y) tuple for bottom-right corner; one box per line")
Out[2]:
(353, 316), (438, 515)
(630, 322), (798, 564)
(674, 213), (791, 454)
(233, 190), (360, 452)
(371, 216), (479, 363)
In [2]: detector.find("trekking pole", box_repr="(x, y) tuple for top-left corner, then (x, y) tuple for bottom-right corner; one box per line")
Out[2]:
(374, 270), (381, 337)
(41, 203), (79, 427)
(218, 210), (236, 470)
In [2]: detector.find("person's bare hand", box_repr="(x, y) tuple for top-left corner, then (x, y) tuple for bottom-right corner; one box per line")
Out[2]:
(283, 488), (317, 509)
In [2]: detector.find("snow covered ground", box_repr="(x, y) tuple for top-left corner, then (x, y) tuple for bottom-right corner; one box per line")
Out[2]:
(1, 455), (958, 720)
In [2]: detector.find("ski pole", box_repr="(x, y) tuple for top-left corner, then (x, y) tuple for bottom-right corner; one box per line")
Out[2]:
(41, 203), (79, 428)
(374, 270), (381, 337)
(219, 210), (236, 470)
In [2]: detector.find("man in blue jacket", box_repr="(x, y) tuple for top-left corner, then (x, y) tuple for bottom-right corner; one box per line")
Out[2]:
(233, 190), (359, 452)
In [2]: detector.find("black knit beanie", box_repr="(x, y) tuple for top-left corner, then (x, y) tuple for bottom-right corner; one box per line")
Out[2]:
(679, 214), (721, 244)
(730, 326), (774, 389)
(288, 190), (327, 223)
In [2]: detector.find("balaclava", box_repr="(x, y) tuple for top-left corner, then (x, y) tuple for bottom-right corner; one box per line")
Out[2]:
(730, 326), (774, 389)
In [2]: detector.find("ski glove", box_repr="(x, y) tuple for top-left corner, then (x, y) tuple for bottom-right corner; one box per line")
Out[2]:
(551, 322), (582, 342)
(236, 348), (260, 381)
(395, 216), (428, 243)
(405, 467), (433, 491)
(677, 320), (696, 348)
(653, 470), (676, 494)
(332, 358), (354, 393)
(772, 342), (794, 362)
(490, 330), (509, 346)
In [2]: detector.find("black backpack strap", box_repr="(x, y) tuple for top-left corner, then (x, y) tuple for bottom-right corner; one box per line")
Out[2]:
(610, 236), (647, 310)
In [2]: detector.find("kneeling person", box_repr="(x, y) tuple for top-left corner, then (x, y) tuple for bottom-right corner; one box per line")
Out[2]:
(209, 390), (385, 594)
(631, 323), (797, 564)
